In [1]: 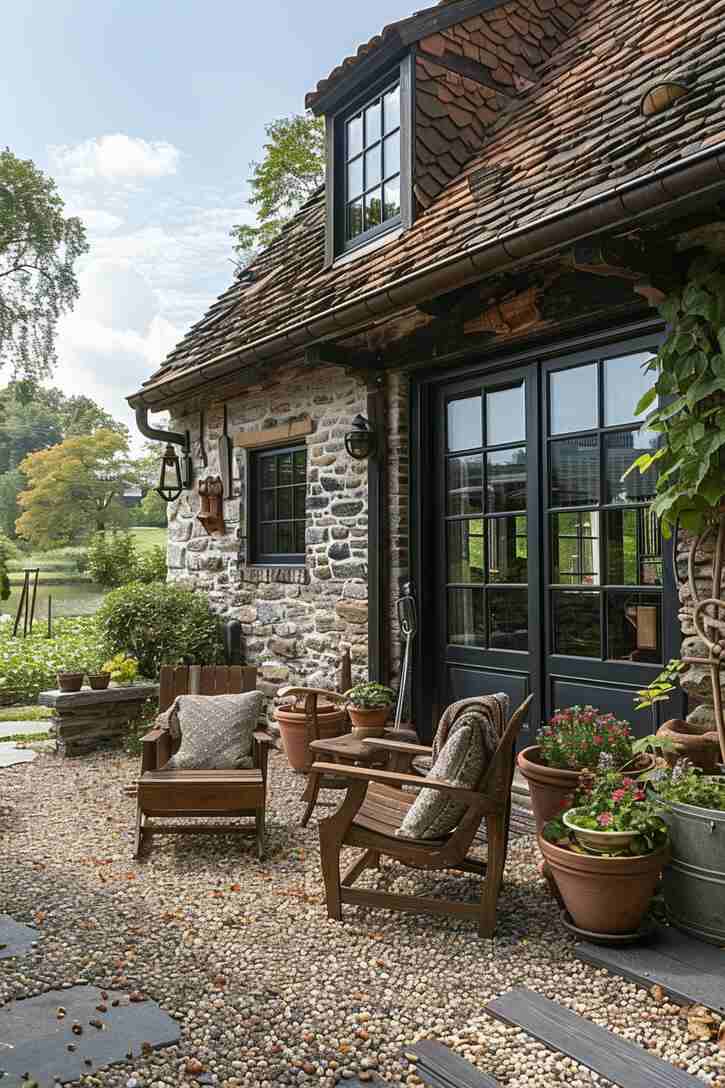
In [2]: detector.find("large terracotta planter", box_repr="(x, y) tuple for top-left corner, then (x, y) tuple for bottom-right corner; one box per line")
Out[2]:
(657, 719), (722, 774)
(539, 835), (670, 934)
(518, 746), (656, 834)
(517, 746), (581, 833)
(275, 702), (348, 772)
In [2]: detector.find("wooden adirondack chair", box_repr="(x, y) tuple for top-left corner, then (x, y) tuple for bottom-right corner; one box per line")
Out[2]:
(314, 694), (533, 937)
(134, 664), (273, 860)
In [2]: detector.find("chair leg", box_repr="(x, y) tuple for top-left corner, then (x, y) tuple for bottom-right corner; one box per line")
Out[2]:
(479, 812), (506, 938)
(133, 805), (147, 859)
(319, 820), (343, 920)
(256, 805), (265, 861)
(300, 770), (321, 827)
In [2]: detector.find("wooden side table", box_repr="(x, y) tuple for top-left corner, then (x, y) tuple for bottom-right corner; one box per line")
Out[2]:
(302, 726), (418, 827)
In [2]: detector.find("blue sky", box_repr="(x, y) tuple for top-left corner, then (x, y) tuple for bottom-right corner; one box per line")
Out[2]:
(3, 0), (415, 443)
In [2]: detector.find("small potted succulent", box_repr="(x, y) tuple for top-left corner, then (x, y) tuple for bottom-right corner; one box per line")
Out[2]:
(517, 706), (640, 832)
(344, 682), (396, 738)
(540, 769), (670, 936)
(649, 761), (725, 944)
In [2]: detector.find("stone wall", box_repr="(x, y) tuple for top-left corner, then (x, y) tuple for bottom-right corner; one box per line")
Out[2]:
(166, 363), (371, 709)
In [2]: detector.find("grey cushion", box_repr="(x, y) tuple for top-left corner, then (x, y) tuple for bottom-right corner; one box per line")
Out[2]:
(165, 691), (263, 771)
(396, 705), (501, 840)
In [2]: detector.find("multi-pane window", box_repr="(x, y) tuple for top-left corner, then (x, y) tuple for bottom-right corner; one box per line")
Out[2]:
(548, 351), (663, 663)
(344, 81), (401, 247)
(445, 382), (529, 653)
(251, 445), (307, 565)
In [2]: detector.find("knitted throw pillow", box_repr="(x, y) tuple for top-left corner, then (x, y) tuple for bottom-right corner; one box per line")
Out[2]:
(164, 691), (263, 771)
(397, 719), (487, 840)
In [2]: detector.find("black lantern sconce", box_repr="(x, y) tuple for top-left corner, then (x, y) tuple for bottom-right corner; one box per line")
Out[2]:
(156, 443), (189, 503)
(134, 406), (192, 505)
(344, 414), (377, 461)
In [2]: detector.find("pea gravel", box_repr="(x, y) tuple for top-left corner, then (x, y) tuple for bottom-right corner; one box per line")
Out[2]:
(1, 750), (724, 1088)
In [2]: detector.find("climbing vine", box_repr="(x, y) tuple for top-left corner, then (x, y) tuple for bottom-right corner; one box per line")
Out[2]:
(628, 253), (725, 536)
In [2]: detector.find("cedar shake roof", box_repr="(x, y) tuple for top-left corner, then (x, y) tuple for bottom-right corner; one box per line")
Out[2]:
(135, 0), (725, 404)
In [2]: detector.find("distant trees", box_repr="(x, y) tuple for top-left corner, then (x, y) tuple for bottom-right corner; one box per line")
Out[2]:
(15, 430), (133, 547)
(0, 149), (88, 381)
(231, 113), (324, 265)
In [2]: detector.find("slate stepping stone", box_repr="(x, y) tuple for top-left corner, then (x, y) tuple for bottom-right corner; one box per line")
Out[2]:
(0, 985), (180, 1087)
(487, 987), (702, 1088)
(575, 922), (725, 1014)
(0, 744), (37, 768)
(402, 1039), (498, 1086)
(0, 916), (37, 960)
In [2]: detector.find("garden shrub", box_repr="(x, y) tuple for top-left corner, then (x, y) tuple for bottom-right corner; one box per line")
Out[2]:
(0, 618), (100, 702)
(97, 582), (223, 679)
(84, 531), (138, 588)
(134, 544), (167, 584)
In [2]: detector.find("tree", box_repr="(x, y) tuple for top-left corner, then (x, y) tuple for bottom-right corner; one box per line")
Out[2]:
(0, 468), (23, 538)
(128, 487), (167, 528)
(15, 429), (132, 548)
(231, 113), (324, 265)
(0, 533), (17, 601)
(0, 149), (88, 381)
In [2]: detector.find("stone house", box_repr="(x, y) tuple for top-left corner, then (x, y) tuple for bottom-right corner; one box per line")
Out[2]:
(128, 0), (725, 742)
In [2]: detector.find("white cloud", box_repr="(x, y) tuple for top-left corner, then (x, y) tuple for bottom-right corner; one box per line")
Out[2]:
(73, 208), (124, 234)
(50, 133), (180, 182)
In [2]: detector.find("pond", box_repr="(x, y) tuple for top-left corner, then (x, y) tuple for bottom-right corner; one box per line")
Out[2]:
(1, 580), (107, 623)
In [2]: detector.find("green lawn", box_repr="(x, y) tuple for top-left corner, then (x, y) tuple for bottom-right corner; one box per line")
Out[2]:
(129, 527), (167, 553)
(0, 705), (53, 722)
(7, 528), (167, 572)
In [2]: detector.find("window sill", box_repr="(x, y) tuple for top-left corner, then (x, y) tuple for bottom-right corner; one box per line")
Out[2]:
(332, 226), (403, 269)
(241, 564), (310, 586)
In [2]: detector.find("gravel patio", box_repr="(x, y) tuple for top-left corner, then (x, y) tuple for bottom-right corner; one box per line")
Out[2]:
(2, 750), (724, 1088)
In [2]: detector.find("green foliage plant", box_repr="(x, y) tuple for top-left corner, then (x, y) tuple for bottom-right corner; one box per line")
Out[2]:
(344, 682), (396, 709)
(134, 544), (167, 583)
(84, 531), (138, 588)
(97, 582), (223, 679)
(651, 762), (725, 811)
(0, 617), (99, 701)
(101, 652), (139, 684)
(537, 705), (633, 771)
(0, 533), (19, 600)
(634, 658), (686, 711)
(547, 770), (668, 856)
(625, 254), (725, 536)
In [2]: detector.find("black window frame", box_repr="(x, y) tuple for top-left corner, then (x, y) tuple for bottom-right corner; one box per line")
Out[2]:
(249, 443), (307, 567)
(327, 54), (414, 262)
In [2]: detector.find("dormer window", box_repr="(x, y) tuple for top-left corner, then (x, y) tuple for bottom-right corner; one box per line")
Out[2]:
(344, 80), (401, 247)
(325, 56), (413, 263)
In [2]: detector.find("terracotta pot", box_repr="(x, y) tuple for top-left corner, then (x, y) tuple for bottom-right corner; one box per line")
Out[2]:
(539, 835), (670, 935)
(657, 719), (722, 773)
(275, 702), (348, 772)
(348, 705), (390, 739)
(57, 672), (84, 693)
(87, 672), (111, 691)
(518, 746), (656, 834)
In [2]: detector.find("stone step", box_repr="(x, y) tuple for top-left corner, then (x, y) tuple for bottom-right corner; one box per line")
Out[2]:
(511, 769), (532, 812)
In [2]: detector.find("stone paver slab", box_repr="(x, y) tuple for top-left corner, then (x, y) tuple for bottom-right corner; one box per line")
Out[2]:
(0, 723), (49, 740)
(0, 744), (37, 767)
(0, 916), (38, 960)
(0, 985), (180, 1086)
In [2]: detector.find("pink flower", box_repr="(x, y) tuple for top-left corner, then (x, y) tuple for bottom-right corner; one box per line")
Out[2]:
(593, 735), (603, 744)
(622, 778), (635, 788)
(597, 813), (613, 828)
(611, 789), (627, 803)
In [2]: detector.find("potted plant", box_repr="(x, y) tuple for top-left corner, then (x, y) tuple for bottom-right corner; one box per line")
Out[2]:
(344, 682), (396, 738)
(649, 762), (725, 944)
(57, 658), (85, 693)
(540, 770), (670, 936)
(635, 661), (721, 773)
(274, 688), (348, 773)
(85, 652), (111, 691)
(518, 706), (646, 832)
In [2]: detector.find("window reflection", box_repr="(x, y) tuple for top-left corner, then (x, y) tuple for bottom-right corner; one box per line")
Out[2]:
(603, 351), (656, 426)
(487, 384), (525, 446)
(552, 512), (600, 585)
(447, 396), (482, 452)
(550, 436), (600, 507)
(606, 509), (662, 586)
(447, 455), (483, 515)
(607, 591), (662, 664)
(550, 363), (597, 434)
(552, 591), (600, 657)
(605, 429), (660, 503)
(487, 448), (527, 512)
(448, 588), (485, 646)
(488, 517), (527, 584)
(488, 589), (528, 651)
(447, 520), (484, 583)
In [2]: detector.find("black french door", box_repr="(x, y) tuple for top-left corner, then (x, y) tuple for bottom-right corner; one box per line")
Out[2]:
(425, 332), (683, 746)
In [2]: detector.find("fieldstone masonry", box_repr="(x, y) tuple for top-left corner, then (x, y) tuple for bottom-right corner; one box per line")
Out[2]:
(167, 363), (372, 713)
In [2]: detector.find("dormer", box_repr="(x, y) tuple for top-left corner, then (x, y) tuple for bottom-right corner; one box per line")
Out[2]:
(306, 0), (589, 265)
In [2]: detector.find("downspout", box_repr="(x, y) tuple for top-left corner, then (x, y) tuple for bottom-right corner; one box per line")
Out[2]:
(366, 379), (388, 683)
(134, 405), (193, 487)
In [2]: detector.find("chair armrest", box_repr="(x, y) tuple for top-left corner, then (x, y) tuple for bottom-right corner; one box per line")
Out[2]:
(278, 686), (346, 705)
(362, 739), (433, 756)
(141, 726), (172, 774)
(309, 761), (483, 806)
(253, 729), (275, 745)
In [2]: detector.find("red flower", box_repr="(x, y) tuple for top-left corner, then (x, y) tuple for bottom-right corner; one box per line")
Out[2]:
(622, 777), (635, 788)
(634, 790), (645, 801)
(597, 813), (613, 827)
(593, 735), (603, 744)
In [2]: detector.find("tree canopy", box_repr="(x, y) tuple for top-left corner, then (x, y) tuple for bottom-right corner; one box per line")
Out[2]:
(15, 429), (133, 547)
(0, 149), (88, 381)
(231, 113), (325, 265)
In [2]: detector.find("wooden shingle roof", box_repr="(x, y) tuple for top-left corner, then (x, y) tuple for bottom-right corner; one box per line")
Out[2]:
(132, 0), (725, 406)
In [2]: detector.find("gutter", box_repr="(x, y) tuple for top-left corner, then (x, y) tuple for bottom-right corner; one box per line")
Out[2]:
(127, 139), (725, 411)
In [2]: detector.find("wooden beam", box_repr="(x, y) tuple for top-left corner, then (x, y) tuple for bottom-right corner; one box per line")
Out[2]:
(571, 238), (681, 288)
(304, 343), (384, 371)
(233, 417), (314, 449)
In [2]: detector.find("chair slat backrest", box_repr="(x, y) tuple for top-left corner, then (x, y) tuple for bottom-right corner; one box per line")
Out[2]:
(158, 664), (257, 712)
(479, 694), (534, 797)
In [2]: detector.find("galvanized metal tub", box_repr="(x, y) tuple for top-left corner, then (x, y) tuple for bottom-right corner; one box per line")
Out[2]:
(660, 784), (725, 945)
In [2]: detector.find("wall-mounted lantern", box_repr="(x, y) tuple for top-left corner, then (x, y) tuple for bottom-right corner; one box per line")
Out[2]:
(156, 443), (186, 503)
(344, 414), (377, 461)
(135, 406), (192, 505)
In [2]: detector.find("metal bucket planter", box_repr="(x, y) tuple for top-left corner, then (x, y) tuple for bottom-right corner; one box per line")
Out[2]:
(660, 787), (725, 945)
